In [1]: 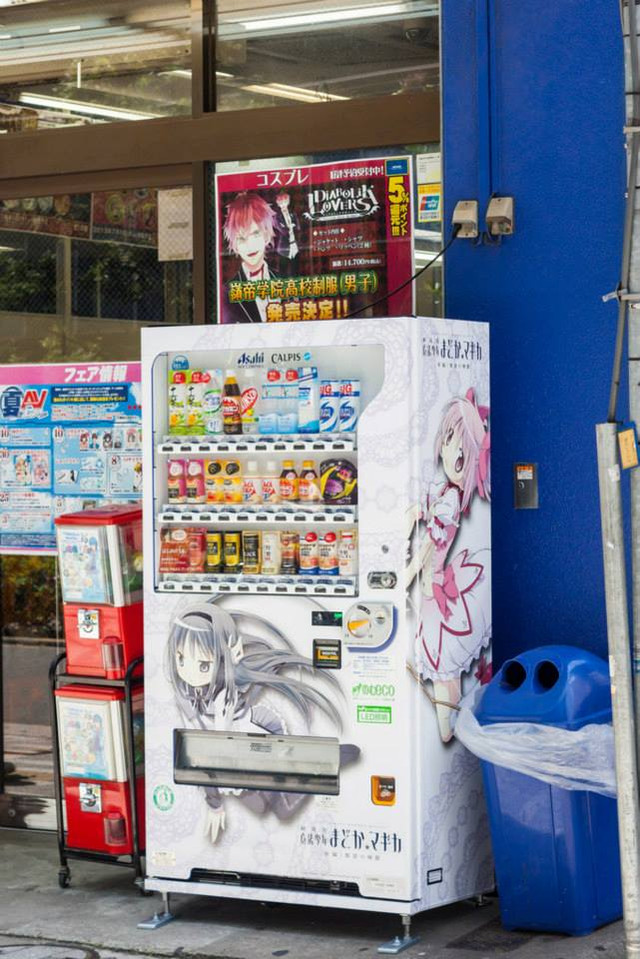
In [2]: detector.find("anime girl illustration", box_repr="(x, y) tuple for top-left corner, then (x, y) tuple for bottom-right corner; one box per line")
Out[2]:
(166, 602), (358, 843)
(409, 388), (491, 743)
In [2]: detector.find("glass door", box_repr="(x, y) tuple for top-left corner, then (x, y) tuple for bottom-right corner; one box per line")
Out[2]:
(0, 183), (192, 829)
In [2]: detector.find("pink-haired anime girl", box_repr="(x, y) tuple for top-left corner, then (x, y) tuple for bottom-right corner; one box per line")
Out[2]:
(415, 388), (491, 743)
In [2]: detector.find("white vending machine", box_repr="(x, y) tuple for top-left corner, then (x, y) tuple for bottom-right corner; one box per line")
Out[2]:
(141, 317), (493, 935)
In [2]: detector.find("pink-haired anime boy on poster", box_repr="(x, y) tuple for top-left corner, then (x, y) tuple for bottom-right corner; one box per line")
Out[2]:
(222, 191), (280, 323)
(409, 388), (491, 743)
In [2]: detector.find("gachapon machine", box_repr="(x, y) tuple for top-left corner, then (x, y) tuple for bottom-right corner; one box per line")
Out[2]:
(54, 683), (145, 855)
(55, 505), (143, 679)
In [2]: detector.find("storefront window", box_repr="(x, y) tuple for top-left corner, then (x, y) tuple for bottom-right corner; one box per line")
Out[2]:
(1, 556), (59, 826)
(0, 0), (191, 133)
(0, 187), (193, 362)
(0, 181), (192, 828)
(216, 0), (439, 110)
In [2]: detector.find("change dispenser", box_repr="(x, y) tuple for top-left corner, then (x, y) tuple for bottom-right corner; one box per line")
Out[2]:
(55, 505), (143, 678)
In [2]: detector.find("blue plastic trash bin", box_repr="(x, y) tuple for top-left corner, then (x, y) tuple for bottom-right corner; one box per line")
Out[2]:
(476, 645), (621, 935)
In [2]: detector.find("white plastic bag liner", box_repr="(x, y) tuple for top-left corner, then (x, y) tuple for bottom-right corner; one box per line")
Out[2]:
(453, 685), (617, 798)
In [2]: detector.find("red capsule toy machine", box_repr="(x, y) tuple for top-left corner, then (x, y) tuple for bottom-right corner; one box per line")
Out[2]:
(54, 684), (145, 854)
(55, 505), (143, 678)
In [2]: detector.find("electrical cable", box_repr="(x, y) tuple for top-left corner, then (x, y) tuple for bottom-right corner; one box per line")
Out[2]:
(343, 226), (461, 320)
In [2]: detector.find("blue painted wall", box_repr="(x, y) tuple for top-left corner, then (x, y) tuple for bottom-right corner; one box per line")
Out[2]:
(442, 0), (626, 664)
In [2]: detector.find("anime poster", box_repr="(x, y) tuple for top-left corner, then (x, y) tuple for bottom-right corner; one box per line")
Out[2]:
(0, 362), (142, 554)
(215, 156), (414, 324)
(56, 698), (117, 781)
(57, 526), (113, 605)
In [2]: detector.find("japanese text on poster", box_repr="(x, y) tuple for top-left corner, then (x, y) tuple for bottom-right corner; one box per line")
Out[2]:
(0, 362), (142, 554)
(215, 156), (414, 324)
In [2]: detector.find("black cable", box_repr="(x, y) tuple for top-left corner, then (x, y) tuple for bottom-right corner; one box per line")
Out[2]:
(343, 226), (461, 320)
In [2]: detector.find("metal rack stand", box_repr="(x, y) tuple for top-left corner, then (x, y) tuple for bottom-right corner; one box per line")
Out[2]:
(49, 652), (146, 891)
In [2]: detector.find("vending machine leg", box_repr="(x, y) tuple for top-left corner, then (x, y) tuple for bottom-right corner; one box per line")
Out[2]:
(137, 890), (175, 929)
(377, 915), (420, 954)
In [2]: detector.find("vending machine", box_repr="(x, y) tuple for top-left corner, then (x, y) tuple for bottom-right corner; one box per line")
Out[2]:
(55, 505), (143, 678)
(142, 317), (493, 925)
(54, 683), (145, 854)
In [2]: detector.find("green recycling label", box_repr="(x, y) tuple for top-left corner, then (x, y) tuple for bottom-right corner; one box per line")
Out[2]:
(153, 784), (175, 811)
(357, 705), (392, 724)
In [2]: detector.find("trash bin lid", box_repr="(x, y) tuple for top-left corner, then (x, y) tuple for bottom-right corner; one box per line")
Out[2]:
(476, 645), (611, 730)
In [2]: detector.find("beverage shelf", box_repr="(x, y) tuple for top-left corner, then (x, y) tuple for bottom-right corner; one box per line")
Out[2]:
(158, 504), (357, 525)
(158, 433), (356, 454)
(156, 574), (357, 597)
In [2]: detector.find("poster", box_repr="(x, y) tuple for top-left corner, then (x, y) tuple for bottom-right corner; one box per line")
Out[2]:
(0, 362), (141, 554)
(215, 156), (414, 324)
(158, 187), (193, 261)
(0, 194), (91, 238)
(91, 189), (157, 247)
(416, 152), (441, 225)
(417, 183), (442, 223)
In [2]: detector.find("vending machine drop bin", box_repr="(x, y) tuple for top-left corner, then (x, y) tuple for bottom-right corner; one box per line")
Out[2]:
(55, 505), (143, 678)
(476, 646), (622, 935)
(54, 683), (145, 855)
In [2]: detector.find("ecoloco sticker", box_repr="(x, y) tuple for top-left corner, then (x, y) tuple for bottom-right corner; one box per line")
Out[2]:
(352, 682), (395, 700)
(357, 705), (392, 724)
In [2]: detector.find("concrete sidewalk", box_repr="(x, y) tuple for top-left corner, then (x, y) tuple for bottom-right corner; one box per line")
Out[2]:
(0, 828), (626, 959)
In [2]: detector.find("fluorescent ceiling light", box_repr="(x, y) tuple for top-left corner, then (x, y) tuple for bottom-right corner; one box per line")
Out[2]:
(242, 83), (347, 103)
(240, 3), (405, 31)
(0, 34), (11, 39)
(163, 68), (234, 79)
(48, 25), (82, 34)
(269, 83), (346, 100)
(19, 93), (158, 122)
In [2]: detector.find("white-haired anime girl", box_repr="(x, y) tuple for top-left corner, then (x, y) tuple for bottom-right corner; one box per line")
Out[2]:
(166, 602), (359, 842)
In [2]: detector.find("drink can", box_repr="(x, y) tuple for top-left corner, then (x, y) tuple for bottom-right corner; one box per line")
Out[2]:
(281, 531), (299, 574)
(261, 531), (282, 575)
(167, 459), (187, 503)
(223, 531), (242, 573)
(338, 530), (357, 575)
(186, 459), (206, 503)
(204, 459), (224, 504)
(299, 531), (319, 574)
(205, 532), (222, 572)
(319, 380), (340, 432)
(339, 379), (360, 432)
(318, 531), (339, 575)
(242, 530), (261, 574)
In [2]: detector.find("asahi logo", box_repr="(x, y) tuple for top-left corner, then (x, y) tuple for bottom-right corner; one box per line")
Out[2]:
(236, 351), (265, 366)
(305, 185), (379, 222)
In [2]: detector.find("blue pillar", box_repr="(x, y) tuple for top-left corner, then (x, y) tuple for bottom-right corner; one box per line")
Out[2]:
(442, 0), (626, 663)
